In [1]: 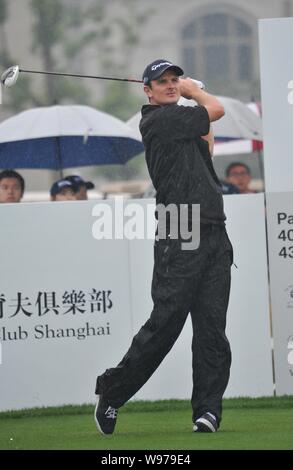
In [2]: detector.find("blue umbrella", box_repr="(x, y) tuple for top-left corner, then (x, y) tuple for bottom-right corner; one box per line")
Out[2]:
(0, 105), (144, 175)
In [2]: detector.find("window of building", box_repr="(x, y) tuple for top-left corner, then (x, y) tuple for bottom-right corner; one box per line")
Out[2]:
(181, 13), (254, 85)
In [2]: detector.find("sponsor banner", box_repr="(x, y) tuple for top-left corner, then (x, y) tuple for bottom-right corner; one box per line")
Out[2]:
(265, 192), (293, 394)
(0, 200), (133, 410)
(0, 196), (274, 410)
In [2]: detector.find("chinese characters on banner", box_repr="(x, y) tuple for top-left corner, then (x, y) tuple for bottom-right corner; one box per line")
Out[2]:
(0, 289), (113, 319)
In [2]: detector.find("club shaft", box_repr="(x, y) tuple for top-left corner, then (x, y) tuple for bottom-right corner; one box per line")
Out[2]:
(19, 68), (143, 83)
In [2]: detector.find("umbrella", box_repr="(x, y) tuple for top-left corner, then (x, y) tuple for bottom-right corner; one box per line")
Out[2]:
(213, 102), (263, 156)
(127, 95), (263, 142)
(0, 105), (144, 176)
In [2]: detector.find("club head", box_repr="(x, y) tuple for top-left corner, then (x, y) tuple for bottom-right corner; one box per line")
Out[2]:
(1, 65), (20, 87)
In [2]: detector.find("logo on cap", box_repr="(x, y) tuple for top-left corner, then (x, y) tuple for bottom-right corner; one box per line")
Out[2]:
(151, 61), (172, 71)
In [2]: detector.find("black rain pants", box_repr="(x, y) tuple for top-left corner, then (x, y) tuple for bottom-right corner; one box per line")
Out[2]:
(95, 224), (232, 424)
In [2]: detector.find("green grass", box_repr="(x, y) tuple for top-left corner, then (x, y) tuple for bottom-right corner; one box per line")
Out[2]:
(0, 396), (292, 450)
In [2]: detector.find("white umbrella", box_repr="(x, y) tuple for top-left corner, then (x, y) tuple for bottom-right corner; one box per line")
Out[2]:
(127, 96), (263, 143)
(0, 105), (144, 174)
(213, 101), (263, 156)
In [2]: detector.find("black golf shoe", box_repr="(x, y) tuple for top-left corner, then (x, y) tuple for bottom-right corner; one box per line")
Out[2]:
(193, 412), (218, 433)
(94, 395), (118, 435)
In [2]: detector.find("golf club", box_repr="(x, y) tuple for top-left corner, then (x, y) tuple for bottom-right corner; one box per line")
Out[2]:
(1, 64), (205, 89)
(0, 65), (143, 88)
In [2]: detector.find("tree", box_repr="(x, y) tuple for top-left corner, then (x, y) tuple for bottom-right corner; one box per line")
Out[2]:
(0, 0), (9, 66)
(30, 0), (90, 105)
(94, 0), (152, 119)
(2, 0), (151, 124)
(0, 0), (36, 111)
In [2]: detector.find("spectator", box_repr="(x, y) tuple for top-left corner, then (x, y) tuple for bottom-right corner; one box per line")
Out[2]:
(225, 162), (257, 194)
(64, 175), (94, 200)
(50, 179), (77, 201)
(0, 169), (25, 203)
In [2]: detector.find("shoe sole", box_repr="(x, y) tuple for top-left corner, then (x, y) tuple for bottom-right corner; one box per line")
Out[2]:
(193, 417), (217, 433)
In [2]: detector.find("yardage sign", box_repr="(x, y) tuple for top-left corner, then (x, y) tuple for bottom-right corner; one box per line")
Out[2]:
(265, 193), (293, 394)
(259, 17), (293, 394)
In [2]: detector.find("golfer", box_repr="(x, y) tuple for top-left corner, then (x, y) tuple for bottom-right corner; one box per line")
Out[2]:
(94, 59), (233, 434)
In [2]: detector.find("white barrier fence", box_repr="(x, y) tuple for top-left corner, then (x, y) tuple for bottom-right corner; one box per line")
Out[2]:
(0, 195), (274, 411)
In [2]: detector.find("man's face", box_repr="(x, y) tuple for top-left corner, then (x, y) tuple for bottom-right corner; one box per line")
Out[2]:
(226, 165), (251, 193)
(144, 70), (181, 106)
(54, 188), (77, 201)
(0, 177), (23, 203)
(75, 185), (88, 200)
